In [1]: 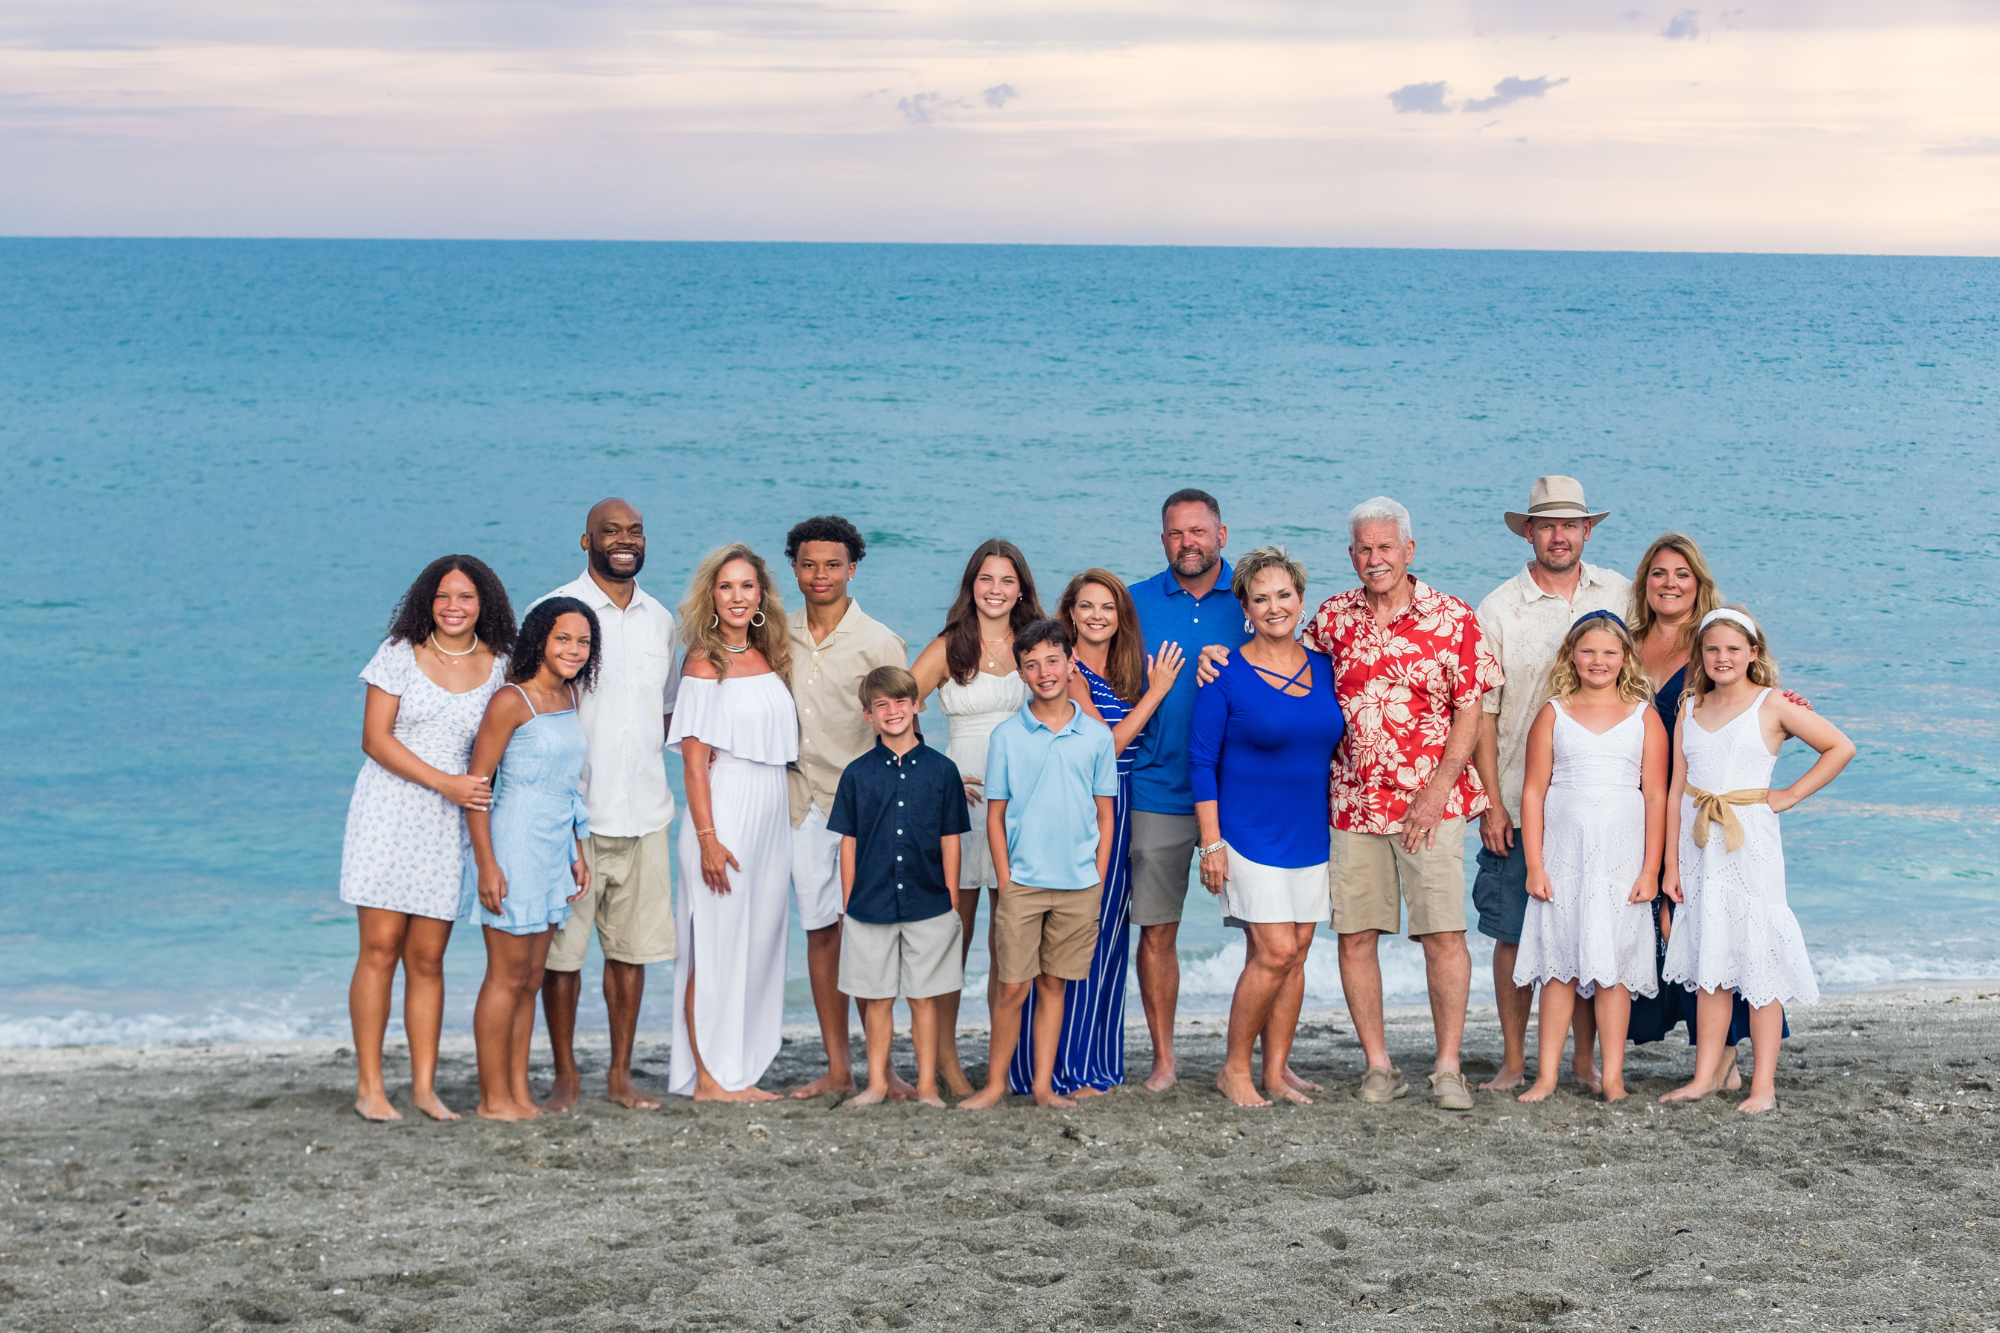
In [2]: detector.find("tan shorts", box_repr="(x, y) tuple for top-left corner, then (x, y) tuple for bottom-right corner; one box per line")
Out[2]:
(991, 883), (1103, 985)
(839, 912), (965, 1000)
(547, 828), (676, 970)
(1327, 819), (1467, 938)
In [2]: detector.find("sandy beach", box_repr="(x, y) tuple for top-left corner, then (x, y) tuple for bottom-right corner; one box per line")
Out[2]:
(3, 987), (1997, 1332)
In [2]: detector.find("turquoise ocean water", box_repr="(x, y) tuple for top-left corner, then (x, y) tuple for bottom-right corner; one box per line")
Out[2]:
(1, 239), (1995, 1047)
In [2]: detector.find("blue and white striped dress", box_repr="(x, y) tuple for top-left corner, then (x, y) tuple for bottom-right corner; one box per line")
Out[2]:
(1010, 662), (1137, 1094)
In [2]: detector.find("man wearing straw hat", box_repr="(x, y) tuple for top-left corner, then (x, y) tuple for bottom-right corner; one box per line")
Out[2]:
(1471, 476), (1631, 1093)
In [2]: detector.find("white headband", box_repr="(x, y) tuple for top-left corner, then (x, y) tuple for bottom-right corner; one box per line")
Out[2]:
(1700, 608), (1759, 639)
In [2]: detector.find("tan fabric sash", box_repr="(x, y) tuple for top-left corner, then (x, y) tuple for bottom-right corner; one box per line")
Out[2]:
(1686, 785), (1769, 854)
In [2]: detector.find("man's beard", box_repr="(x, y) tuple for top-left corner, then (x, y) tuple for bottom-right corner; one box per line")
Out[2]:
(590, 546), (645, 580)
(1173, 546), (1218, 578)
(1536, 548), (1580, 574)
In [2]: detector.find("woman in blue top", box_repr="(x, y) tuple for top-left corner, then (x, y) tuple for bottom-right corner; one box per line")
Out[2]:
(1191, 547), (1346, 1108)
(1010, 569), (1183, 1096)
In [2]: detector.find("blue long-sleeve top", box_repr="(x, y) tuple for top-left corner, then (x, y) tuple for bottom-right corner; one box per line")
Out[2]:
(1189, 648), (1345, 869)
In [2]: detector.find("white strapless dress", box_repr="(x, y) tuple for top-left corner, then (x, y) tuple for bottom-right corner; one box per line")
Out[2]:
(938, 669), (1028, 889)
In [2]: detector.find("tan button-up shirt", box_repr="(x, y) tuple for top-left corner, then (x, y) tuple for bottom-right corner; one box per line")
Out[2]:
(786, 600), (908, 827)
(1475, 561), (1632, 822)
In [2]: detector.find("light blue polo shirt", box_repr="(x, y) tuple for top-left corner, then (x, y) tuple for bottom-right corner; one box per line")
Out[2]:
(1127, 560), (1251, 816)
(984, 699), (1120, 891)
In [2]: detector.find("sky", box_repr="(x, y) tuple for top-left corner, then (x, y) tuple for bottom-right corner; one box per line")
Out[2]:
(2, 0), (1997, 252)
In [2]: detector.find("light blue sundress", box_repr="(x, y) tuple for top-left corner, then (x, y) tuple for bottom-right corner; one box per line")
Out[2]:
(466, 683), (590, 936)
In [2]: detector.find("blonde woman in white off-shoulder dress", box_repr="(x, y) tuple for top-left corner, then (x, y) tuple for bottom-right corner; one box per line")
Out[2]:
(669, 544), (798, 1101)
(910, 538), (1045, 1096)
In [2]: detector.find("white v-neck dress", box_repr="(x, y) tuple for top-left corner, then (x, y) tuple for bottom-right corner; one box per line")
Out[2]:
(667, 671), (799, 1096)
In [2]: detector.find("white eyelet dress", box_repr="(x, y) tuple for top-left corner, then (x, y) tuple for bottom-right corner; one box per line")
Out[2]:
(938, 669), (1029, 889)
(1512, 701), (1659, 999)
(667, 671), (799, 1096)
(1661, 689), (1819, 1009)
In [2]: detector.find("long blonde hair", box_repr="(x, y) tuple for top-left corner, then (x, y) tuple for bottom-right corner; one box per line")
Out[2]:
(679, 543), (792, 680)
(1546, 614), (1652, 706)
(1684, 605), (1779, 709)
(1628, 533), (1722, 659)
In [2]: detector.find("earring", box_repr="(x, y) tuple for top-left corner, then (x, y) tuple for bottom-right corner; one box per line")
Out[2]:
(1244, 617), (1253, 634)
(710, 614), (720, 629)
(751, 610), (767, 628)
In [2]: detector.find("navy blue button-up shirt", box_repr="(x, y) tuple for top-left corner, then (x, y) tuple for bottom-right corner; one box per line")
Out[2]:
(827, 738), (973, 925)
(1127, 560), (1251, 815)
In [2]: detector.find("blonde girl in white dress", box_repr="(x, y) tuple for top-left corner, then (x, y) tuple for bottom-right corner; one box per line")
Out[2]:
(1660, 608), (1854, 1115)
(669, 544), (799, 1102)
(910, 538), (1044, 1095)
(1514, 611), (1668, 1105)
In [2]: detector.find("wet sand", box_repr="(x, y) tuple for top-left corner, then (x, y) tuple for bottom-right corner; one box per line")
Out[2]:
(3, 987), (1998, 1332)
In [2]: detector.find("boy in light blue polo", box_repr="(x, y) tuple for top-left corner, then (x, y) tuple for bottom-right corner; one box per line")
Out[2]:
(958, 619), (1119, 1111)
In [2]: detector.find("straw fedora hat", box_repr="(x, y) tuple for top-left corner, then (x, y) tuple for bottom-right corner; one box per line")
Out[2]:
(1504, 475), (1611, 538)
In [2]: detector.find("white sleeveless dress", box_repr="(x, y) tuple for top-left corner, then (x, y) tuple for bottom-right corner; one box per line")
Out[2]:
(667, 672), (798, 1095)
(938, 669), (1029, 889)
(1661, 688), (1818, 1009)
(1513, 701), (1658, 998)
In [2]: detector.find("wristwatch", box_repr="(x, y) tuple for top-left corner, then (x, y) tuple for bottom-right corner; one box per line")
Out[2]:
(1197, 840), (1226, 858)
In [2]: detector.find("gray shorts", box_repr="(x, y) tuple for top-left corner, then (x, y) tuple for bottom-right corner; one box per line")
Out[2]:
(1128, 810), (1199, 928)
(838, 912), (965, 1000)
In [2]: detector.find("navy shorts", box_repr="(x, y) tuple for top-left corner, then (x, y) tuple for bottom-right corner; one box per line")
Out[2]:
(1472, 839), (1528, 945)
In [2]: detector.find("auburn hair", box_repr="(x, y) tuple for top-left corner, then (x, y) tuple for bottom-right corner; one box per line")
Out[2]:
(1057, 569), (1146, 704)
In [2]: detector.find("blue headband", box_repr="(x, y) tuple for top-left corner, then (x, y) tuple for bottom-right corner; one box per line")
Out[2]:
(1572, 609), (1626, 632)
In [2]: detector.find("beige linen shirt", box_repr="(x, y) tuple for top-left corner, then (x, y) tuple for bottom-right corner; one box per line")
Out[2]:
(786, 600), (908, 826)
(538, 571), (683, 838)
(1475, 561), (1632, 821)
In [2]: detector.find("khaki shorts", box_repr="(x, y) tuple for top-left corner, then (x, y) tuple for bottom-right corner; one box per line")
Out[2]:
(1327, 819), (1467, 938)
(992, 883), (1103, 984)
(547, 828), (676, 970)
(839, 912), (965, 1000)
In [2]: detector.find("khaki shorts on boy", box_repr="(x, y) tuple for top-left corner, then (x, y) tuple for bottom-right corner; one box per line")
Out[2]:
(992, 883), (1103, 984)
(547, 828), (676, 971)
(838, 912), (964, 1000)
(1327, 818), (1467, 938)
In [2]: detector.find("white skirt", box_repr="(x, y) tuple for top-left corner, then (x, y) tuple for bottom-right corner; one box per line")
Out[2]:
(1220, 845), (1332, 926)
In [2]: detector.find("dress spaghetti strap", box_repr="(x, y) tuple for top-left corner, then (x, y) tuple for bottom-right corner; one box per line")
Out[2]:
(508, 682), (537, 716)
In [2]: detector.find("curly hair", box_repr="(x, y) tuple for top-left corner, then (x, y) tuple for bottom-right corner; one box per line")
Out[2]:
(942, 539), (1045, 686)
(1628, 533), (1722, 659)
(785, 515), (866, 565)
(509, 596), (601, 692)
(1058, 569), (1146, 703)
(1685, 605), (1780, 710)
(385, 555), (516, 658)
(679, 543), (792, 680)
(1546, 615), (1652, 706)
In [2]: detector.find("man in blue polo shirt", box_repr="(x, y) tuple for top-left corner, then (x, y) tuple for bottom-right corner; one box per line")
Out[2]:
(1125, 488), (1252, 1092)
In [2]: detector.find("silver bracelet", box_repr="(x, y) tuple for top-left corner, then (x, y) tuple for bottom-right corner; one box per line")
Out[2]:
(1197, 840), (1226, 858)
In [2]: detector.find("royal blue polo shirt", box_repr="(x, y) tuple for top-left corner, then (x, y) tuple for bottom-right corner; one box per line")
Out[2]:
(1127, 560), (1252, 816)
(984, 700), (1120, 890)
(826, 738), (972, 925)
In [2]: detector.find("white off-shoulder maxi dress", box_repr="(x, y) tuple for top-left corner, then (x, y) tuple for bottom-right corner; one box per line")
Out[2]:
(667, 671), (799, 1096)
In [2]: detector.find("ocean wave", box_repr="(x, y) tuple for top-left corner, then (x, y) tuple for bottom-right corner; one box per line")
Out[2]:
(0, 1007), (343, 1049)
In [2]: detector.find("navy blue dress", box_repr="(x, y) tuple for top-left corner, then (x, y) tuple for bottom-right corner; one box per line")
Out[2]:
(1627, 664), (1786, 1048)
(1009, 663), (1138, 1094)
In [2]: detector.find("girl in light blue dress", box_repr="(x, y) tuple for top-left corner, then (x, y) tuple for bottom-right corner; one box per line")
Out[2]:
(464, 596), (600, 1121)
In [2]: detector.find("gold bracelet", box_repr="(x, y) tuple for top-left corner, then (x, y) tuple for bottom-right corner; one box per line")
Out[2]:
(695, 827), (717, 837)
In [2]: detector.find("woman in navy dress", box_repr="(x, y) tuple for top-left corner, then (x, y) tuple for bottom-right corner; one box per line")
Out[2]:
(1010, 569), (1183, 1095)
(1189, 548), (1346, 1108)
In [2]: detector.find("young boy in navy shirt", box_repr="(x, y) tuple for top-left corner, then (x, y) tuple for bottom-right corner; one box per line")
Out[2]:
(828, 665), (972, 1108)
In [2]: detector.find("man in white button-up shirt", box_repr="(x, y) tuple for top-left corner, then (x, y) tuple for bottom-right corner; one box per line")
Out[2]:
(539, 498), (683, 1112)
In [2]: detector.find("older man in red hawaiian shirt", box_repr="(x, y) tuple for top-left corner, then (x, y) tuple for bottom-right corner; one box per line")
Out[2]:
(1305, 497), (1502, 1111)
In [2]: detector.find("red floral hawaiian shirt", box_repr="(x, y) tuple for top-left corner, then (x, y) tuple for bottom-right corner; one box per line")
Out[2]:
(1302, 577), (1504, 834)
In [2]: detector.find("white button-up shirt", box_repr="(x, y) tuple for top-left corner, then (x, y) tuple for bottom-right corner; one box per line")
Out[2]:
(1475, 561), (1632, 822)
(539, 571), (683, 838)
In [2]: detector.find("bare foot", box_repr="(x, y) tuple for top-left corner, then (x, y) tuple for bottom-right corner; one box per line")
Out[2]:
(1144, 1061), (1178, 1093)
(1738, 1093), (1777, 1115)
(1216, 1069), (1272, 1108)
(845, 1086), (888, 1108)
(917, 1091), (948, 1109)
(476, 1099), (539, 1121)
(887, 1071), (919, 1102)
(955, 1085), (1006, 1111)
(1600, 1078), (1629, 1103)
(940, 1065), (976, 1098)
(1282, 1065), (1322, 1093)
(1072, 1085), (1107, 1098)
(1574, 1062), (1603, 1095)
(1033, 1089), (1078, 1109)
(411, 1091), (459, 1122)
(789, 1070), (858, 1100)
(1724, 1062), (1744, 1091)
(1659, 1077), (1719, 1103)
(1479, 1065), (1527, 1092)
(1516, 1080), (1557, 1104)
(1268, 1084), (1313, 1106)
(695, 1084), (782, 1103)
(354, 1091), (403, 1123)
(540, 1079), (582, 1115)
(606, 1074), (661, 1111)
